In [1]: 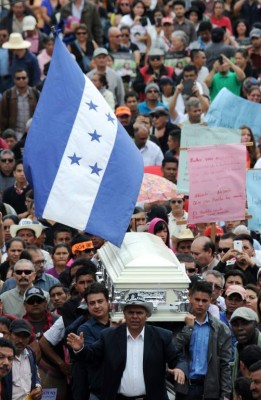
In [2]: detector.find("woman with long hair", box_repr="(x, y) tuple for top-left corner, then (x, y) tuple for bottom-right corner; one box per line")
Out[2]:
(240, 125), (259, 168)
(68, 24), (98, 73)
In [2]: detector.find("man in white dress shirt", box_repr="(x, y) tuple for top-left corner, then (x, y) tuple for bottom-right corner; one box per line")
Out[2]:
(67, 296), (187, 400)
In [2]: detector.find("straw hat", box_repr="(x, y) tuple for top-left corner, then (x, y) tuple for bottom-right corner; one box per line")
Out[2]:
(2, 33), (31, 50)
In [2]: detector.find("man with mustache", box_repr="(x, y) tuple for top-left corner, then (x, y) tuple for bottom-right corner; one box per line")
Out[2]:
(0, 259), (49, 318)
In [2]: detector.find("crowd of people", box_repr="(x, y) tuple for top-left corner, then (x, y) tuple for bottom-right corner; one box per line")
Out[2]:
(0, 0), (261, 398)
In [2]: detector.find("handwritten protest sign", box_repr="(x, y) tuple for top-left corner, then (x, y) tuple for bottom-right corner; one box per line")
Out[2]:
(205, 88), (261, 140)
(246, 169), (261, 231)
(187, 144), (246, 224)
(177, 125), (241, 194)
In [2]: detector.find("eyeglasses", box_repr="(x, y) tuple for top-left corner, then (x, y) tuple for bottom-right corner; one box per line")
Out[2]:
(149, 56), (161, 61)
(217, 247), (230, 253)
(14, 270), (34, 275)
(33, 259), (46, 266)
(26, 297), (45, 305)
(0, 158), (14, 163)
(76, 31), (87, 35)
(121, 33), (130, 37)
(15, 76), (27, 80)
(186, 268), (196, 273)
(171, 200), (183, 204)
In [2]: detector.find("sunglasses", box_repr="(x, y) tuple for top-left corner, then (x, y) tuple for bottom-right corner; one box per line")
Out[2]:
(26, 297), (45, 305)
(1, 158), (14, 163)
(15, 76), (27, 80)
(76, 31), (87, 35)
(120, 2), (130, 5)
(186, 268), (196, 273)
(14, 270), (34, 275)
(171, 200), (183, 204)
(121, 33), (130, 37)
(149, 56), (161, 61)
(152, 113), (164, 119)
(147, 90), (159, 93)
(83, 249), (94, 254)
(217, 247), (230, 253)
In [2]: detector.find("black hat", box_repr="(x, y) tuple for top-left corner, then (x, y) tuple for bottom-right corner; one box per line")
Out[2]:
(10, 319), (32, 336)
(24, 287), (46, 302)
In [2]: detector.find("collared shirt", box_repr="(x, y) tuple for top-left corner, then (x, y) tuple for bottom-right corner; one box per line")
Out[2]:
(78, 316), (109, 346)
(72, 0), (84, 19)
(1, 285), (50, 318)
(173, 18), (196, 43)
(118, 328), (146, 396)
(168, 210), (188, 238)
(139, 140), (164, 166)
(16, 89), (30, 136)
(24, 31), (39, 55)
(12, 16), (23, 34)
(12, 348), (32, 400)
(189, 314), (210, 378)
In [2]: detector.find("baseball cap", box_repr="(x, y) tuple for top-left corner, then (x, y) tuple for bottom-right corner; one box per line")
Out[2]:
(225, 285), (247, 300)
(230, 307), (258, 323)
(145, 83), (160, 94)
(250, 28), (261, 39)
(10, 319), (32, 336)
(150, 106), (169, 116)
(115, 106), (131, 116)
(24, 287), (46, 302)
(93, 48), (108, 57)
(22, 15), (37, 31)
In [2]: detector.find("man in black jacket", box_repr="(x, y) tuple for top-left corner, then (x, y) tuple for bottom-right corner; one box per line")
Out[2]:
(68, 297), (187, 400)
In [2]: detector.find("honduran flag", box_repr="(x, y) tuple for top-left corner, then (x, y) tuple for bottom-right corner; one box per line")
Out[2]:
(23, 37), (144, 247)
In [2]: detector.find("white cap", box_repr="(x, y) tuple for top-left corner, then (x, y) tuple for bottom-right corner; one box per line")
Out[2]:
(22, 15), (37, 31)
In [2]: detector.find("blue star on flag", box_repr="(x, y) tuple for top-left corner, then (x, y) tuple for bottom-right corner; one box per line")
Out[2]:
(86, 100), (98, 111)
(106, 113), (115, 124)
(88, 130), (102, 142)
(89, 162), (103, 176)
(68, 153), (82, 165)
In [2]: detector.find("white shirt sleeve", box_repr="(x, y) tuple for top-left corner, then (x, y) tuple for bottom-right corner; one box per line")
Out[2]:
(43, 316), (65, 346)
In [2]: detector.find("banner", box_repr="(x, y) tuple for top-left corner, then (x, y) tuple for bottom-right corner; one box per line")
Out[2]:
(246, 169), (261, 231)
(205, 88), (261, 140)
(187, 144), (246, 224)
(177, 125), (241, 194)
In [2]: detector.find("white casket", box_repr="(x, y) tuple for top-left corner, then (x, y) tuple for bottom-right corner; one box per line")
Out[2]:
(98, 232), (190, 321)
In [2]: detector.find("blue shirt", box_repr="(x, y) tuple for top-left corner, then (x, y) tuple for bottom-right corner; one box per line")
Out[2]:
(0, 48), (9, 77)
(77, 316), (109, 346)
(189, 314), (210, 378)
(137, 101), (168, 115)
(219, 311), (236, 361)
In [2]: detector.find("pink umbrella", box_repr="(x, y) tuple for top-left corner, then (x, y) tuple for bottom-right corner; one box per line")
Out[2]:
(137, 173), (177, 203)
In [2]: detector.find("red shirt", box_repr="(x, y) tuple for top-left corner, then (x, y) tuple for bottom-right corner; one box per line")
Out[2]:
(210, 15), (232, 33)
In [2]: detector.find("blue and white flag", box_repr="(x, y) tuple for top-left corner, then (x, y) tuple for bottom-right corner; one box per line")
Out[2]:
(24, 37), (144, 247)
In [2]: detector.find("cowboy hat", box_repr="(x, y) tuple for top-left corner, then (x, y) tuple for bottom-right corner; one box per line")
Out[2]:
(3, 33), (31, 50)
